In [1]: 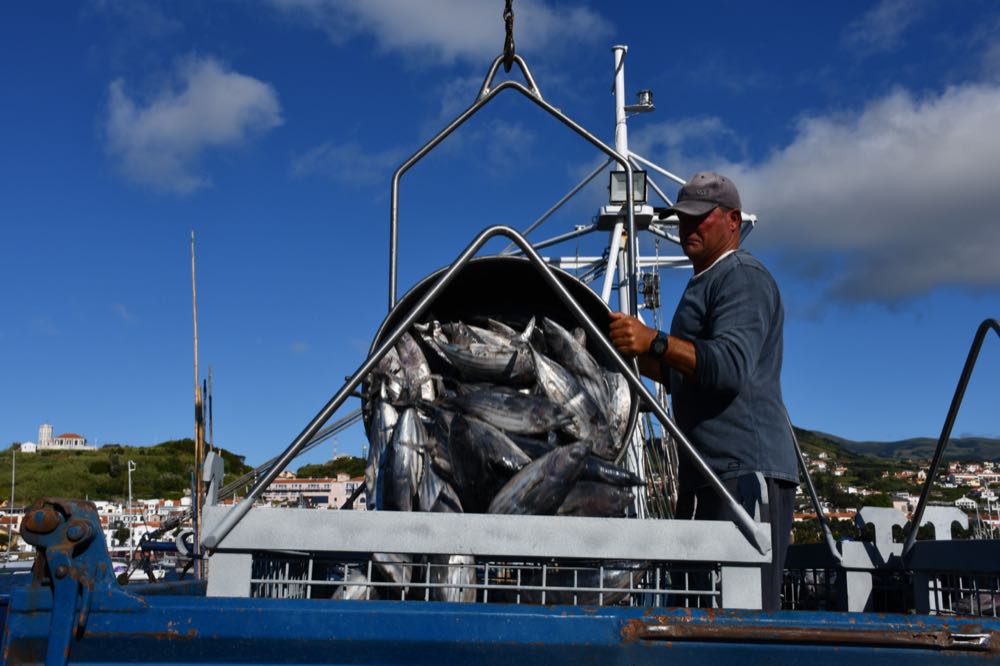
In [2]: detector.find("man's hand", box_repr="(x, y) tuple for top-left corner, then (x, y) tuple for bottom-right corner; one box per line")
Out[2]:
(608, 311), (657, 357)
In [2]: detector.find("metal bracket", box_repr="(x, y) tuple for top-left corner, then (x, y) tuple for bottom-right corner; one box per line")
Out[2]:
(856, 506), (907, 563)
(203, 451), (225, 507)
(18, 498), (141, 666)
(915, 505), (968, 541)
(478, 53), (542, 100)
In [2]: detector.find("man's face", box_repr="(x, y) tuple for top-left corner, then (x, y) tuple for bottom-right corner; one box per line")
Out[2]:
(677, 206), (739, 267)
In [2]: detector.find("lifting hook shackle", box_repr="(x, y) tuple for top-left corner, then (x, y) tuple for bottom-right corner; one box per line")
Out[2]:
(503, 0), (515, 72)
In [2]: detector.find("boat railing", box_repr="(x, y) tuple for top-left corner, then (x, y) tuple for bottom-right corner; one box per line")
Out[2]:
(202, 503), (767, 609)
(904, 318), (1000, 555)
(784, 319), (1000, 616)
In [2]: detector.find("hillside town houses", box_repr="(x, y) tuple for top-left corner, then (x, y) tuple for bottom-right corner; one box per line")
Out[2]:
(796, 449), (998, 526)
(4, 423), (996, 549)
(1, 422), (368, 556)
(262, 472), (367, 510)
(1, 471), (367, 557)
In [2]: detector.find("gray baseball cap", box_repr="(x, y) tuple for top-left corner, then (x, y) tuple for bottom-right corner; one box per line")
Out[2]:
(662, 172), (742, 217)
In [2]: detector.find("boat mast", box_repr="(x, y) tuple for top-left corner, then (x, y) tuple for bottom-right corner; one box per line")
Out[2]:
(611, 45), (632, 315)
(6, 449), (13, 554)
(191, 230), (205, 575)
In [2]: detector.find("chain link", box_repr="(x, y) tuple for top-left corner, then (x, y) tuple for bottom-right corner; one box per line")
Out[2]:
(502, 0), (515, 72)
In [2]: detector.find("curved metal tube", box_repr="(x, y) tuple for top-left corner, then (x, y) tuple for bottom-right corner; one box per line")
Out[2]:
(478, 54), (542, 100)
(205, 225), (769, 556)
(903, 318), (1000, 556)
(786, 413), (842, 563)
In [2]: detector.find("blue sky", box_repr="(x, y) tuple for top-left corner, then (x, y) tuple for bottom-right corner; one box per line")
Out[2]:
(2, 1), (999, 468)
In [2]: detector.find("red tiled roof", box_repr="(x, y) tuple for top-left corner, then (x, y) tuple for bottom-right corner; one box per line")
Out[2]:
(55, 433), (84, 439)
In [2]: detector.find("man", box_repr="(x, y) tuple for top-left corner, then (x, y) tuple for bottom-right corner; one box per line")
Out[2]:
(608, 172), (797, 611)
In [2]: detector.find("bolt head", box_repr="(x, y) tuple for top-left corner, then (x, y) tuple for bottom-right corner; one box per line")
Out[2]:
(23, 506), (61, 535)
(66, 524), (86, 542)
(54, 565), (69, 578)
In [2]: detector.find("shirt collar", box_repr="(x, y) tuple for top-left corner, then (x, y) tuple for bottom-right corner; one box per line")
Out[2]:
(692, 249), (736, 280)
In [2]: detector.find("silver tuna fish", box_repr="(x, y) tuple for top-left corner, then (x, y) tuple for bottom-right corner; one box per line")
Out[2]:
(429, 554), (477, 603)
(387, 408), (425, 512)
(557, 481), (635, 517)
(487, 442), (588, 515)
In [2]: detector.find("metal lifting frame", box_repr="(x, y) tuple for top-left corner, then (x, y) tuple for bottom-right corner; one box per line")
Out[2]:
(389, 54), (640, 314)
(203, 52), (769, 555)
(203, 223), (770, 555)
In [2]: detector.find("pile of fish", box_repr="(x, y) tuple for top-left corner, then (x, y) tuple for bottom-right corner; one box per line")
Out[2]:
(336, 315), (643, 603)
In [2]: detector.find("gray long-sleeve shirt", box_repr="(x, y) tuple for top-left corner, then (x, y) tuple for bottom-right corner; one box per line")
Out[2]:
(669, 249), (798, 490)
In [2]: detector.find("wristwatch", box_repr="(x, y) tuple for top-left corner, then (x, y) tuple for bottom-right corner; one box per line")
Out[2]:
(648, 330), (668, 357)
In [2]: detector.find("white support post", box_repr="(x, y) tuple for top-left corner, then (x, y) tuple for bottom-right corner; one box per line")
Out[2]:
(206, 552), (253, 598)
(720, 565), (763, 610)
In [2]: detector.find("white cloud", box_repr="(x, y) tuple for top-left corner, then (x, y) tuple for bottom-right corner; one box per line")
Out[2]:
(629, 118), (744, 185)
(726, 83), (1000, 300)
(268, 0), (612, 65)
(982, 41), (1000, 81)
(31, 317), (59, 337)
(104, 56), (284, 194)
(292, 116), (535, 188)
(841, 0), (926, 56)
(291, 141), (406, 187)
(113, 303), (135, 322)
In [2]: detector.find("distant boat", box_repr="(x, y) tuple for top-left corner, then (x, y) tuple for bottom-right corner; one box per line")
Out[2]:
(111, 557), (167, 583)
(0, 559), (32, 575)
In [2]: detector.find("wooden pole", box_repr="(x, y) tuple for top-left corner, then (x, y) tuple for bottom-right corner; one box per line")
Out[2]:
(208, 367), (214, 453)
(191, 231), (205, 576)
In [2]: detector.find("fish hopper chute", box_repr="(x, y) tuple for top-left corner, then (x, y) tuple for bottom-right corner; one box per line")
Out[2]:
(374, 257), (619, 344)
(365, 255), (642, 456)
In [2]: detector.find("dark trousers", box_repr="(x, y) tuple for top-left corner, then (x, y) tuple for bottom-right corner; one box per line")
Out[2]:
(676, 474), (796, 611)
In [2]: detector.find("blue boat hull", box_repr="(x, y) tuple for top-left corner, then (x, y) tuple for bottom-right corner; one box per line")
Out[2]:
(5, 586), (998, 665)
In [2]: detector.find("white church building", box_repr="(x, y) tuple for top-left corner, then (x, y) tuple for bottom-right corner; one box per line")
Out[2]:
(31, 423), (96, 452)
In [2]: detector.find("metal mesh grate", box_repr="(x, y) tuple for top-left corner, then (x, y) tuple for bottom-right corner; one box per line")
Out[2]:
(782, 568), (838, 611)
(869, 570), (911, 613)
(925, 573), (1000, 617)
(249, 552), (721, 607)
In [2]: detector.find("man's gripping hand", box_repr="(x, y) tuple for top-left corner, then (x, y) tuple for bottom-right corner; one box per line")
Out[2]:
(609, 312), (657, 357)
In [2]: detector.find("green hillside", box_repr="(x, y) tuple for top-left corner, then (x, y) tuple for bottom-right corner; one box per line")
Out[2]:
(2, 425), (995, 509)
(0, 439), (253, 506)
(296, 456), (365, 479)
(836, 436), (1000, 461)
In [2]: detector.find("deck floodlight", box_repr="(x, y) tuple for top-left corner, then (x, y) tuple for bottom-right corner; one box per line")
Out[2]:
(624, 89), (654, 113)
(609, 170), (647, 204)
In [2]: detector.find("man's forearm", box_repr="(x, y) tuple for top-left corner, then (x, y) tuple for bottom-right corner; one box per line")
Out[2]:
(637, 355), (664, 383)
(662, 335), (697, 378)
(636, 335), (696, 384)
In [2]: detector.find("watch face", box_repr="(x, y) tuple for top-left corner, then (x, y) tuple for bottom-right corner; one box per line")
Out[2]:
(651, 334), (667, 356)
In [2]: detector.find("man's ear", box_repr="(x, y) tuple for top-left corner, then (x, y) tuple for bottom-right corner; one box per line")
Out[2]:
(728, 208), (742, 230)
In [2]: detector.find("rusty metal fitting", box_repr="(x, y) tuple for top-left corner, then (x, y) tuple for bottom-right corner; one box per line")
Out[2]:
(66, 523), (88, 542)
(54, 565), (70, 579)
(23, 504), (62, 535)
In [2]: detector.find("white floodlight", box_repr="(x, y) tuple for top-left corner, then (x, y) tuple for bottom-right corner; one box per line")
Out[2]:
(609, 170), (647, 204)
